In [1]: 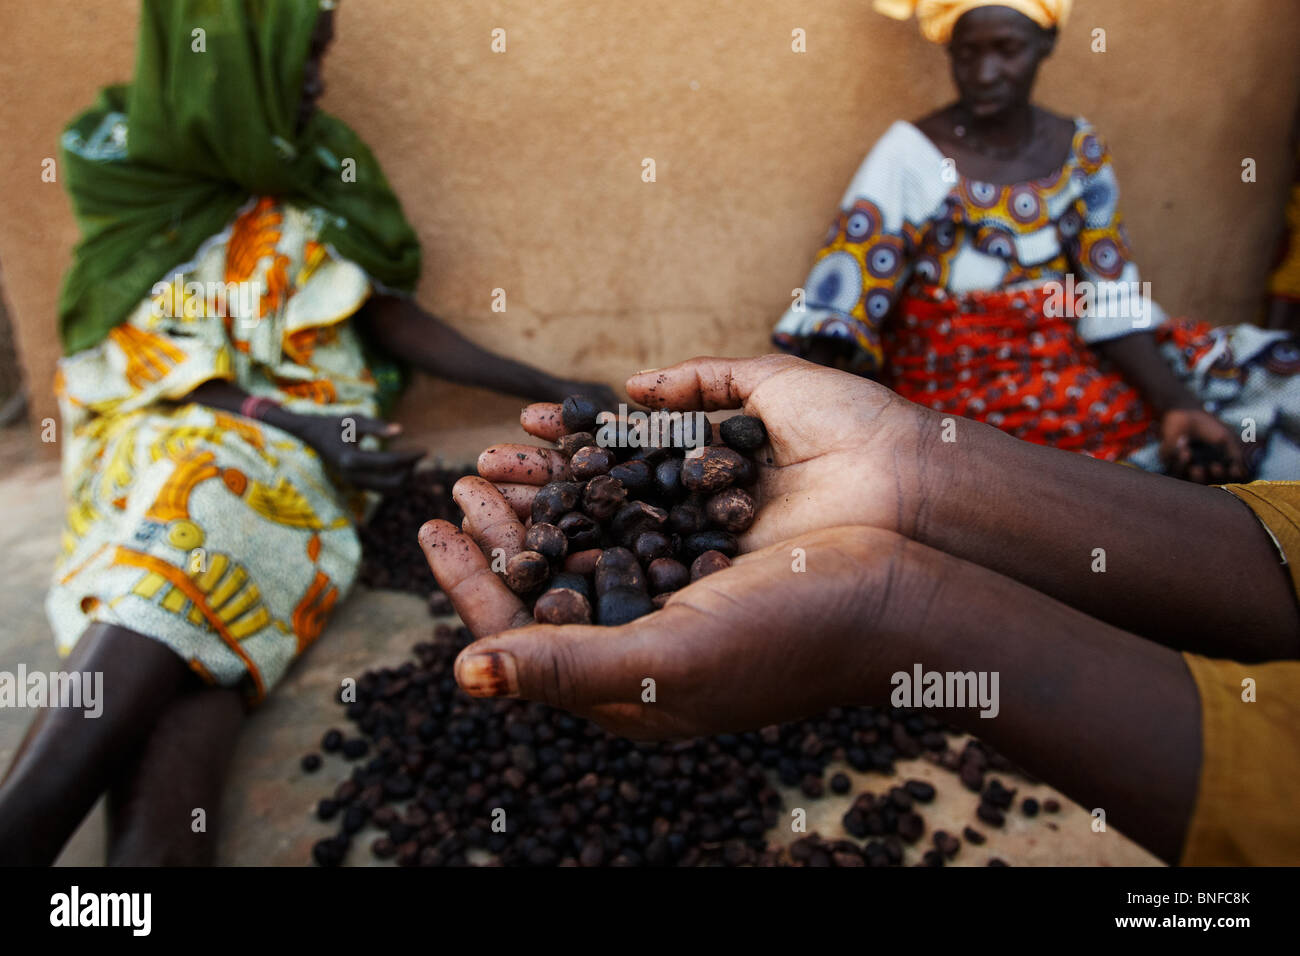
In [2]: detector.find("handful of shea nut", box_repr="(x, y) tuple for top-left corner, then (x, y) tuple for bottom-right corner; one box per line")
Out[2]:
(503, 395), (768, 627)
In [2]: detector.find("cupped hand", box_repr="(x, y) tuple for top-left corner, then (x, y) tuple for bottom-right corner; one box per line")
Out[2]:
(284, 411), (425, 492)
(479, 355), (941, 550)
(419, 492), (914, 738)
(1158, 407), (1248, 484)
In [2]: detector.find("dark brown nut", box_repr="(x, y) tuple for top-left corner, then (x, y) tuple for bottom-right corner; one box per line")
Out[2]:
(976, 802), (1005, 828)
(608, 459), (653, 492)
(705, 487), (756, 533)
(562, 548), (602, 574)
(596, 546), (640, 574)
(561, 395), (601, 434)
(531, 481), (583, 525)
(719, 414), (767, 452)
(897, 811), (924, 843)
(654, 458), (684, 498)
(624, 444), (673, 468)
(533, 588), (593, 625)
(556, 431), (596, 458)
(650, 592), (675, 609)
(611, 500), (668, 545)
(903, 779), (936, 803)
(597, 586), (656, 626)
(505, 551), (550, 594)
(1043, 798), (1061, 814)
(524, 523), (569, 563)
(644, 556), (686, 595)
(547, 572), (591, 600)
(962, 826), (987, 845)
(633, 531), (673, 564)
(570, 445), (616, 480)
(668, 501), (707, 536)
(681, 447), (748, 493)
(595, 547), (646, 595)
(582, 475), (627, 521)
(683, 531), (738, 560)
(690, 550), (731, 580)
(557, 512), (602, 551)
(983, 779), (1016, 809)
(933, 830), (960, 858)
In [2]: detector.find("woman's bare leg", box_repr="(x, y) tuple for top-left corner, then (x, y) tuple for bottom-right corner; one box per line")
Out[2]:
(0, 622), (195, 865)
(106, 684), (244, 866)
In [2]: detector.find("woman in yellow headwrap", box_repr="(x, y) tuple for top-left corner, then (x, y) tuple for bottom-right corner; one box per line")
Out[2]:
(774, 1), (1300, 482)
(874, 0), (1071, 45)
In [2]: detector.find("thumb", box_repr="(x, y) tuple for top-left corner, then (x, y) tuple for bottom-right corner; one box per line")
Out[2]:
(453, 616), (660, 711)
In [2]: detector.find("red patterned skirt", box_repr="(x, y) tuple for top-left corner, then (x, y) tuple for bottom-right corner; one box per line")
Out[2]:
(883, 284), (1157, 461)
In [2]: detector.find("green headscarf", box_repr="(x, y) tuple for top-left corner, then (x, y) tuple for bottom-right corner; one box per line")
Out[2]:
(57, 0), (421, 355)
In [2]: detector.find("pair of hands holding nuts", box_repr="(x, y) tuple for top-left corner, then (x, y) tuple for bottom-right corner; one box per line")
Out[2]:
(418, 355), (949, 738)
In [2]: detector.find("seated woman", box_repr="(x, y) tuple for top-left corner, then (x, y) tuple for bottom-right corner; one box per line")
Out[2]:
(0, 0), (613, 865)
(774, 0), (1300, 482)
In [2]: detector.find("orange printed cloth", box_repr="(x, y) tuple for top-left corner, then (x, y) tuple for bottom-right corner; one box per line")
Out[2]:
(884, 283), (1300, 471)
(885, 284), (1154, 461)
(49, 198), (376, 702)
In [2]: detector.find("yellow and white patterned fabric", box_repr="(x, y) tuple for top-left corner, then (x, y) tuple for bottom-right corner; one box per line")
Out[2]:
(49, 198), (378, 702)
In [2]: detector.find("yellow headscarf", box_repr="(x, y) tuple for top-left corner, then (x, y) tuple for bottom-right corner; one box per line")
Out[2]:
(874, 0), (1071, 44)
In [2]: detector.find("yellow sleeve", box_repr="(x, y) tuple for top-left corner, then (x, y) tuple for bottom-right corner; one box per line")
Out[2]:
(1222, 481), (1300, 599)
(1180, 654), (1300, 865)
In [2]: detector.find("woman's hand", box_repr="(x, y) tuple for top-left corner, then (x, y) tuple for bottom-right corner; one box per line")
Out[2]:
(478, 355), (941, 550)
(279, 411), (425, 492)
(1158, 407), (1248, 484)
(418, 480), (913, 738)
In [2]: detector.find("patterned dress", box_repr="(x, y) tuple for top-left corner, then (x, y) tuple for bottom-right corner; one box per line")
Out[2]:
(49, 198), (380, 702)
(774, 119), (1300, 474)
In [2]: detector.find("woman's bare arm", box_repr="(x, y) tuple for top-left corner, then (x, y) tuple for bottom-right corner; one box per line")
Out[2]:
(361, 294), (618, 406)
(919, 409), (1297, 659)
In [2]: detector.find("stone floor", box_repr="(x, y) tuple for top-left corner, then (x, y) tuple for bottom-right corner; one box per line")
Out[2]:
(0, 421), (1159, 867)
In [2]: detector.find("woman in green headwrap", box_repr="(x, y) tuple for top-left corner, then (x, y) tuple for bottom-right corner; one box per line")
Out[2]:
(0, 0), (613, 865)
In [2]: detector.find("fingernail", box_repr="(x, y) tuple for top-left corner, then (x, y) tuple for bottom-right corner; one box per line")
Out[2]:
(456, 651), (518, 698)
(634, 367), (661, 376)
